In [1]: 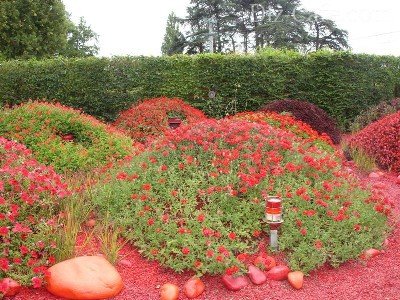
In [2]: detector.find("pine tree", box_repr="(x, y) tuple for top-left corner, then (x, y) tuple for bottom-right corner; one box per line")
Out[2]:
(0, 0), (69, 59)
(161, 12), (186, 55)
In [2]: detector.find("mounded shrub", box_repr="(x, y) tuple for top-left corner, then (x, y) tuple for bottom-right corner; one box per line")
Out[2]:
(0, 138), (70, 289)
(113, 97), (207, 143)
(261, 99), (341, 144)
(93, 119), (388, 275)
(0, 101), (133, 172)
(350, 99), (400, 132)
(232, 111), (334, 149)
(349, 111), (400, 172)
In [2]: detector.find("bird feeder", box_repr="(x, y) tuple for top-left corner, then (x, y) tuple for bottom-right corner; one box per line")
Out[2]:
(265, 196), (283, 251)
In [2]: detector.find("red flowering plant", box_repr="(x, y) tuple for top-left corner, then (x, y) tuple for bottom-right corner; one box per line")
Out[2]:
(261, 99), (342, 144)
(0, 101), (133, 173)
(93, 119), (388, 275)
(113, 97), (207, 143)
(349, 111), (400, 172)
(232, 111), (334, 151)
(0, 138), (70, 292)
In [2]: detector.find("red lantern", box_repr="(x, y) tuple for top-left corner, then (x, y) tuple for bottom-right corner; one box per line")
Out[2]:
(265, 196), (283, 251)
(266, 196), (283, 224)
(168, 117), (182, 130)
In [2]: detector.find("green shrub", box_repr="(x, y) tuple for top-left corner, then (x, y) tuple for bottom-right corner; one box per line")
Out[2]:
(0, 101), (133, 172)
(0, 51), (399, 129)
(93, 119), (389, 275)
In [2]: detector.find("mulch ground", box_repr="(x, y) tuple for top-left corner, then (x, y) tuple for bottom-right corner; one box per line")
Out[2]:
(15, 171), (400, 300)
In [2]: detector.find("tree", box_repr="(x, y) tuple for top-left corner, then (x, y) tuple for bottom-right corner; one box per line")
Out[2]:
(62, 17), (99, 57)
(303, 12), (349, 51)
(161, 12), (186, 55)
(0, 0), (69, 59)
(174, 0), (349, 53)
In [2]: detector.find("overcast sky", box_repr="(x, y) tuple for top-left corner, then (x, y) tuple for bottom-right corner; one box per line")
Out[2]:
(63, 0), (400, 57)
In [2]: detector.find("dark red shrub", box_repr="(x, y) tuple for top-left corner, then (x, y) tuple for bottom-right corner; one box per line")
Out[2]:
(260, 99), (341, 144)
(113, 97), (207, 143)
(349, 111), (400, 172)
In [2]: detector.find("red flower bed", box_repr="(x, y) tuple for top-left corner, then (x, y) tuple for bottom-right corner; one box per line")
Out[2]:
(232, 111), (333, 147)
(94, 119), (388, 275)
(113, 97), (207, 143)
(349, 111), (400, 172)
(0, 138), (70, 292)
(260, 99), (341, 144)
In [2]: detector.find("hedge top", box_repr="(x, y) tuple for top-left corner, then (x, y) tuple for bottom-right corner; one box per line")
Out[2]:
(0, 50), (399, 129)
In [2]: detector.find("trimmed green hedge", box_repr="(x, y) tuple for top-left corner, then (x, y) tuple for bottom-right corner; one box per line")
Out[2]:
(0, 50), (399, 128)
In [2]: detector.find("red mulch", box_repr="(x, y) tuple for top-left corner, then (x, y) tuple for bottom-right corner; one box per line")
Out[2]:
(14, 172), (400, 300)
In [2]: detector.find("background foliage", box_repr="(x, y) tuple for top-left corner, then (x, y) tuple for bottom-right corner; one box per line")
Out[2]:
(169, 0), (348, 54)
(0, 50), (399, 129)
(0, 0), (98, 59)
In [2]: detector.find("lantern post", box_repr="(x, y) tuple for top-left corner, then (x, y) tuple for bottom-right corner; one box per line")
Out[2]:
(265, 195), (283, 251)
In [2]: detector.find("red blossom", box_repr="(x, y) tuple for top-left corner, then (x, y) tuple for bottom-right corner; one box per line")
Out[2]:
(314, 240), (323, 250)
(206, 250), (214, 258)
(32, 277), (42, 288)
(197, 214), (205, 222)
(142, 183), (152, 191)
(0, 258), (9, 271)
(228, 232), (236, 240)
(225, 266), (239, 275)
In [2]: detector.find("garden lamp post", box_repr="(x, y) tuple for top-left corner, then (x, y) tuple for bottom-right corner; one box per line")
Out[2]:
(265, 196), (283, 251)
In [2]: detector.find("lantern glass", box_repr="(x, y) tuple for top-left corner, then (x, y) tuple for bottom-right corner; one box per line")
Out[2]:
(265, 196), (283, 224)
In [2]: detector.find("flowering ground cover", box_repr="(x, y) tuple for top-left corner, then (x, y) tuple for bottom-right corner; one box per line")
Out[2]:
(13, 171), (400, 300)
(113, 97), (207, 143)
(0, 101), (133, 172)
(93, 118), (388, 276)
(1, 101), (397, 299)
(0, 138), (70, 291)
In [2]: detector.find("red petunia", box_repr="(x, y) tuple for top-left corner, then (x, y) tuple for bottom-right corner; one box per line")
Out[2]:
(142, 183), (152, 191)
(182, 247), (190, 255)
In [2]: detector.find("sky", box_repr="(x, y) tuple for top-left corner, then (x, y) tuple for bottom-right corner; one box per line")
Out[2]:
(62, 0), (400, 57)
